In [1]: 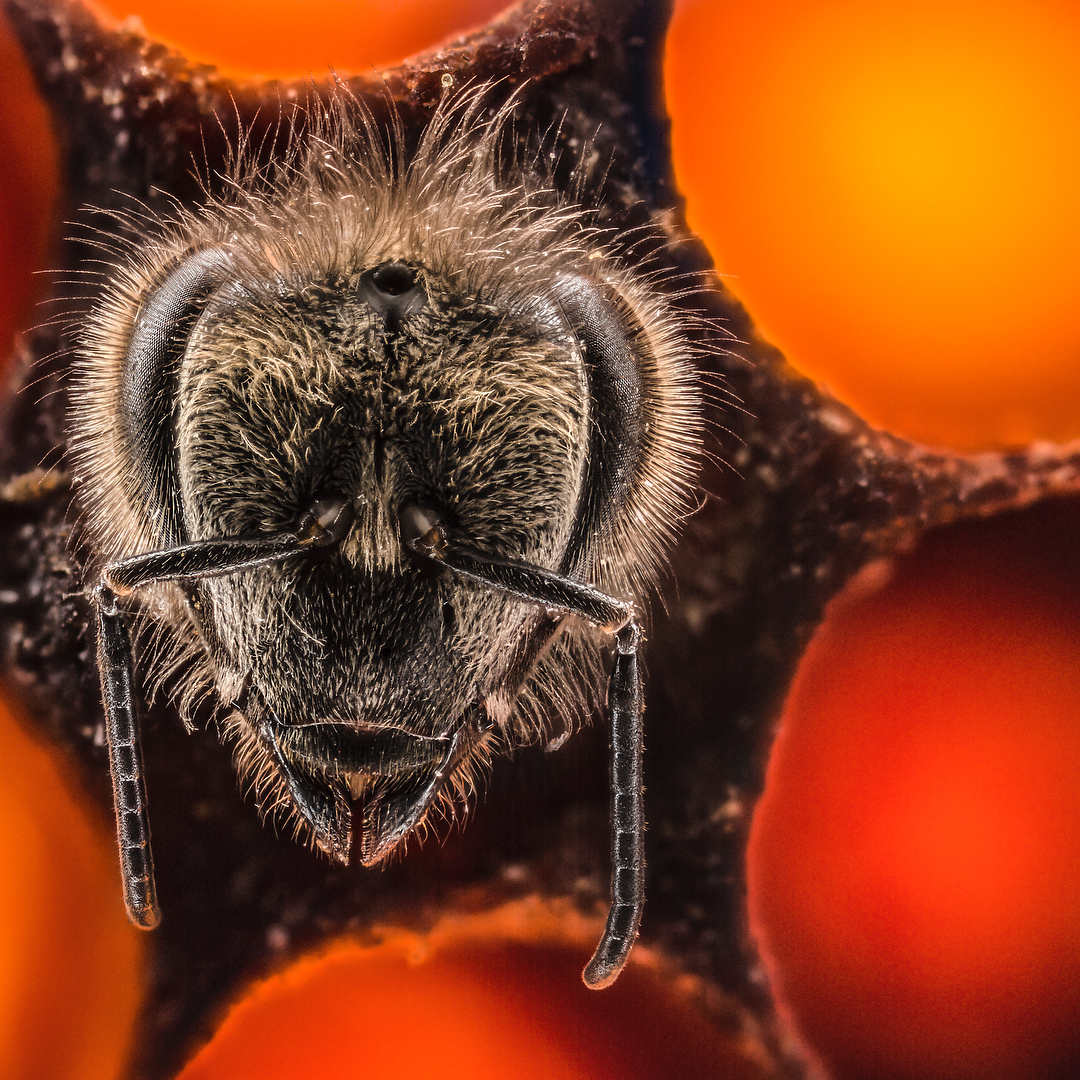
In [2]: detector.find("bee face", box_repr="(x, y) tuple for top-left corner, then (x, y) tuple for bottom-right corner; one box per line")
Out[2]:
(177, 259), (595, 862)
(73, 87), (702, 986)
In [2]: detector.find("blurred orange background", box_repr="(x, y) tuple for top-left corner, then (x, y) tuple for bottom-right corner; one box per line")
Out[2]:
(748, 509), (1080, 1080)
(668, 0), (1080, 453)
(173, 931), (757, 1080)
(1, 0), (1079, 1078)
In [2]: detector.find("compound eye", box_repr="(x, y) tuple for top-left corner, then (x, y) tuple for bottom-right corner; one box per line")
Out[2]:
(122, 246), (231, 548)
(297, 496), (354, 547)
(399, 503), (447, 560)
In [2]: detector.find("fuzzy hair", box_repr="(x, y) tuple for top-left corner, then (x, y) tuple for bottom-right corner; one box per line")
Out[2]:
(71, 82), (704, 860)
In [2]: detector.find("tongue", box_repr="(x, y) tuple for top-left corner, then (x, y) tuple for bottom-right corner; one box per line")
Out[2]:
(356, 748), (458, 865)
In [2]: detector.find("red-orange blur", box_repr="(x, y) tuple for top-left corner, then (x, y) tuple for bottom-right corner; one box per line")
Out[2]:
(0, 6), (59, 379)
(748, 505), (1080, 1080)
(667, 0), (1080, 451)
(175, 934), (760, 1080)
(0, 694), (143, 1080)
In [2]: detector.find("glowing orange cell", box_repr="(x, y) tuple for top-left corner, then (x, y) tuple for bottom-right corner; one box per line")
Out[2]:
(667, 0), (1080, 450)
(90, 0), (510, 78)
(0, 696), (143, 1080)
(176, 938), (759, 1080)
(0, 8), (60, 375)
(748, 504), (1080, 1080)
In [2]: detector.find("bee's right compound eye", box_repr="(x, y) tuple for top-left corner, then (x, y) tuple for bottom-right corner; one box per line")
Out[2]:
(399, 503), (447, 559)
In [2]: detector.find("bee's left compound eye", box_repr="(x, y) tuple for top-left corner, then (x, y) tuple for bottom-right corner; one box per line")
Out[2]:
(297, 496), (354, 547)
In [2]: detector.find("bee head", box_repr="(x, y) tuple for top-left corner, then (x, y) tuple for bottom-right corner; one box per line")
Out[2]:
(73, 87), (701, 885)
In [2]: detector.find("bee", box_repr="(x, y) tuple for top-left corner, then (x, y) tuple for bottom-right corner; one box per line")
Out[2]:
(72, 85), (701, 989)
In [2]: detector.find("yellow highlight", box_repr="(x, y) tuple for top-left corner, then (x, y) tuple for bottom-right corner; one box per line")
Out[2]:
(667, 0), (1080, 450)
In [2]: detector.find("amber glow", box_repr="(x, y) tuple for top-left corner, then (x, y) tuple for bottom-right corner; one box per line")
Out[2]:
(748, 506), (1080, 1080)
(0, 695), (143, 1080)
(90, 0), (510, 79)
(175, 930), (759, 1080)
(0, 9), (60, 376)
(666, 0), (1080, 450)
